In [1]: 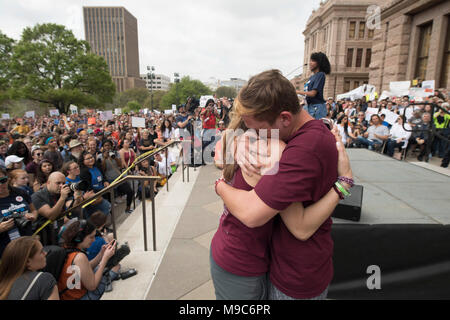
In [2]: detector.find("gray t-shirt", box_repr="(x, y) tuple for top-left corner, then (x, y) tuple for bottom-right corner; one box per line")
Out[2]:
(367, 125), (389, 143)
(7, 271), (56, 300)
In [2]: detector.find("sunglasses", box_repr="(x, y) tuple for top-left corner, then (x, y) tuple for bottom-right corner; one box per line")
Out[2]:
(0, 176), (7, 184)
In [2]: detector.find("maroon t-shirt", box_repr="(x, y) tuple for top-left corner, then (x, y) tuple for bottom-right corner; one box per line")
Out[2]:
(254, 120), (338, 299)
(211, 167), (273, 277)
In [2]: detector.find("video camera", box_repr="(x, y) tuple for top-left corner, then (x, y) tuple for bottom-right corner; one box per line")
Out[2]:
(68, 180), (90, 193)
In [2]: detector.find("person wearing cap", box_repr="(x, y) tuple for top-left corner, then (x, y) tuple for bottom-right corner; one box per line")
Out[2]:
(5, 155), (25, 171)
(67, 139), (84, 163)
(43, 137), (63, 171)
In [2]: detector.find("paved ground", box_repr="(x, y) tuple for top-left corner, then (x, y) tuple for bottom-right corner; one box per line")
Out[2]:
(146, 164), (221, 300)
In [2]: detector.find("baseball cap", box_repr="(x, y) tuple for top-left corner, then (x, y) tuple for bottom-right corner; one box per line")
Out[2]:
(5, 155), (24, 167)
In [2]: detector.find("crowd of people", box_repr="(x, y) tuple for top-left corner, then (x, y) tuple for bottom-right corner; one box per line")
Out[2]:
(314, 91), (449, 167)
(0, 96), (233, 300)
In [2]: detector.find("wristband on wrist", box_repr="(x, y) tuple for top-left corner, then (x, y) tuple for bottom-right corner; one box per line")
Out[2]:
(215, 178), (226, 196)
(335, 182), (351, 197)
(338, 176), (354, 188)
(333, 184), (345, 200)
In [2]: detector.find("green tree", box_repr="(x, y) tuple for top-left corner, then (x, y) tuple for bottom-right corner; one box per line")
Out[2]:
(113, 87), (150, 107)
(144, 90), (167, 110)
(0, 31), (14, 102)
(160, 76), (211, 108)
(123, 100), (141, 114)
(215, 86), (237, 99)
(9, 23), (115, 114)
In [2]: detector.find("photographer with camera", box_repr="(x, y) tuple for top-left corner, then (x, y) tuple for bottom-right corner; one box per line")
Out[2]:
(98, 140), (133, 214)
(31, 172), (84, 247)
(0, 168), (38, 259)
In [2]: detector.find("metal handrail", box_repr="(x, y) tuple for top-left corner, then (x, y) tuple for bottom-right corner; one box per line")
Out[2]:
(53, 140), (191, 252)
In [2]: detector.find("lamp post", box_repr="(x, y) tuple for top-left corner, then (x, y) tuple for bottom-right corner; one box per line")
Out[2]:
(174, 73), (180, 107)
(147, 66), (155, 111)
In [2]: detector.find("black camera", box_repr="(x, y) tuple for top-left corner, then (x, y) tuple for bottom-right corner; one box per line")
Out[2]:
(0, 212), (32, 234)
(109, 152), (116, 159)
(68, 180), (90, 193)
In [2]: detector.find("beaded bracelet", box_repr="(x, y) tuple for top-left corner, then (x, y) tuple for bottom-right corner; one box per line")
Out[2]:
(338, 176), (354, 188)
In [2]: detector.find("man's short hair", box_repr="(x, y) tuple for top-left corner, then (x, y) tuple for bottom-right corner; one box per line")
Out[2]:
(234, 69), (300, 124)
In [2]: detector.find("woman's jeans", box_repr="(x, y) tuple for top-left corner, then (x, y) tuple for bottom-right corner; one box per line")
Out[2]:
(306, 103), (327, 120)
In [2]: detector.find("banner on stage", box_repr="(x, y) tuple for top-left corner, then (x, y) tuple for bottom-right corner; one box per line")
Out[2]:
(132, 117), (146, 128)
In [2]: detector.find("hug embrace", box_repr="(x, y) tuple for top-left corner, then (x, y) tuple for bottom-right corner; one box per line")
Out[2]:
(211, 69), (353, 300)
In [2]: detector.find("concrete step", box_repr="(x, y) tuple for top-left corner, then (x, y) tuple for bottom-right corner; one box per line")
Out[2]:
(101, 166), (200, 300)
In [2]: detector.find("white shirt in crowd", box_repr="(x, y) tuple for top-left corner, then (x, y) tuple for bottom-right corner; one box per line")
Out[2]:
(156, 151), (177, 176)
(389, 123), (412, 142)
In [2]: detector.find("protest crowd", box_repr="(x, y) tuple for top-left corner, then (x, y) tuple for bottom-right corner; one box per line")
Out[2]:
(310, 89), (450, 167)
(0, 95), (232, 300)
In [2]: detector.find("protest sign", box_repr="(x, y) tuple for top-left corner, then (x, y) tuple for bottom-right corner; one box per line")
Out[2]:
(421, 80), (435, 91)
(1, 114), (10, 119)
(389, 81), (410, 96)
(49, 109), (60, 117)
(114, 108), (122, 116)
(69, 105), (78, 115)
(164, 110), (173, 115)
(380, 109), (399, 125)
(25, 111), (35, 118)
(200, 95), (214, 108)
(172, 105), (177, 112)
(132, 117), (146, 128)
(88, 118), (96, 125)
(365, 107), (379, 121)
(80, 109), (88, 115)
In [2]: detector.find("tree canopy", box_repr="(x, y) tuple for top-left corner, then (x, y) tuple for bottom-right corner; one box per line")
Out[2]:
(215, 86), (237, 99)
(0, 31), (14, 102)
(6, 23), (115, 114)
(160, 76), (212, 108)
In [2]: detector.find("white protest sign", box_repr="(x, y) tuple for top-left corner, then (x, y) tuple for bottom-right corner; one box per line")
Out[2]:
(389, 81), (410, 96)
(378, 91), (393, 101)
(164, 110), (173, 115)
(114, 108), (122, 116)
(2, 114), (10, 119)
(422, 80), (435, 91)
(25, 111), (35, 118)
(69, 105), (78, 115)
(80, 109), (88, 115)
(143, 108), (149, 114)
(365, 107), (379, 121)
(380, 109), (399, 125)
(131, 117), (146, 128)
(200, 95), (214, 108)
(172, 105), (177, 112)
(49, 109), (60, 117)
(409, 87), (429, 99)
(105, 110), (113, 121)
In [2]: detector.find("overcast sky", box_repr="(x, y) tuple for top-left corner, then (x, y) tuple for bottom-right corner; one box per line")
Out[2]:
(0, 0), (321, 83)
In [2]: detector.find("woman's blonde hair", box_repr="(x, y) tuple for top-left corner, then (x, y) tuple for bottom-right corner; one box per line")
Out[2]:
(0, 237), (41, 300)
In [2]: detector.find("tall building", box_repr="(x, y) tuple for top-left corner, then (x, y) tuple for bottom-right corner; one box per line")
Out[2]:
(83, 6), (146, 92)
(219, 78), (248, 93)
(369, 0), (450, 91)
(299, 0), (387, 99)
(140, 74), (171, 91)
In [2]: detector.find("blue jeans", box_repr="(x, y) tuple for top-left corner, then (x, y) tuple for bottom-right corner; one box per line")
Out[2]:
(268, 281), (329, 300)
(84, 199), (111, 219)
(80, 267), (119, 300)
(306, 103), (327, 120)
(357, 137), (382, 150)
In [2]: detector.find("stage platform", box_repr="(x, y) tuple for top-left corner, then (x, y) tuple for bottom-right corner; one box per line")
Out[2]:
(329, 149), (450, 299)
(334, 149), (450, 225)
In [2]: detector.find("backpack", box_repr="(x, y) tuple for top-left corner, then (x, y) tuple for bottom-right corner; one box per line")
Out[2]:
(41, 246), (83, 281)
